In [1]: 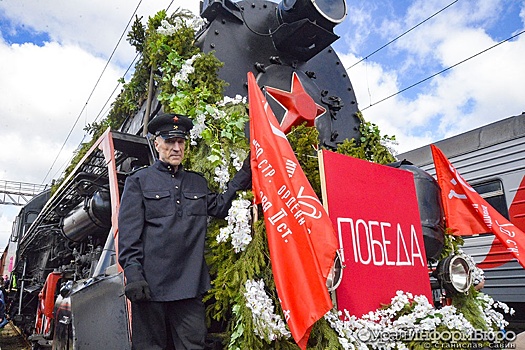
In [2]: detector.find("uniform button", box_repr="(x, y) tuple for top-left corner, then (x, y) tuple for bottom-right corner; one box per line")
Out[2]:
(155, 195), (160, 199)
(171, 175), (174, 178)
(176, 200), (180, 204)
(175, 186), (179, 189)
(194, 195), (198, 199)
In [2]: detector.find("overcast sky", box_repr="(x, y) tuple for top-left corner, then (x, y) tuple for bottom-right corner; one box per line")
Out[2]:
(0, 0), (524, 248)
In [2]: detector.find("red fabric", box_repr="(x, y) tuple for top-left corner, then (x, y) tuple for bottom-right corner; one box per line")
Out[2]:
(321, 150), (432, 317)
(431, 144), (525, 268)
(477, 236), (513, 269)
(509, 174), (525, 232)
(248, 72), (338, 349)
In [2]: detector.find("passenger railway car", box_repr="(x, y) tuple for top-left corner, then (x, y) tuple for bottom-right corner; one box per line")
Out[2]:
(398, 113), (525, 328)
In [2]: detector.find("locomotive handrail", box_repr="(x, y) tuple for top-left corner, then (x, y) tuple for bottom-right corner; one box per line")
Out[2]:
(16, 129), (153, 257)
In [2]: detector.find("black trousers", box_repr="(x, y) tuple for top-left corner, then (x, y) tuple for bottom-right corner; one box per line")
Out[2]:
(131, 298), (206, 350)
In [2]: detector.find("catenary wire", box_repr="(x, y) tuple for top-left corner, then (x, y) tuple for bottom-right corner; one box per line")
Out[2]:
(39, 0), (520, 182)
(41, 1), (144, 185)
(48, 53), (141, 182)
(42, 0), (455, 184)
(42, 0), (179, 185)
(360, 29), (525, 111)
(345, 0), (459, 70)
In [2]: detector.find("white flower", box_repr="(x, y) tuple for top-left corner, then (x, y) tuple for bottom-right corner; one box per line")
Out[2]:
(231, 150), (246, 171)
(477, 293), (513, 329)
(323, 290), (516, 349)
(206, 105), (226, 120)
(172, 54), (201, 87)
(217, 226), (231, 243)
(213, 159), (230, 191)
(156, 19), (178, 36)
(184, 16), (208, 32)
(156, 16), (208, 36)
(219, 94), (247, 106)
(244, 279), (291, 342)
(217, 193), (252, 253)
(189, 112), (207, 146)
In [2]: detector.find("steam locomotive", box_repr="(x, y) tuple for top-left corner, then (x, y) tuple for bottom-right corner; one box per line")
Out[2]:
(7, 0), (458, 348)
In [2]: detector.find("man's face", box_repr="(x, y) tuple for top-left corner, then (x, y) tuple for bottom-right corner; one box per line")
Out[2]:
(154, 136), (186, 167)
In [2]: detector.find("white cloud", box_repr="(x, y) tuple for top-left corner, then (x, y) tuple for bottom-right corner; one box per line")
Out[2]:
(0, 0), (200, 247)
(0, 1), (201, 66)
(0, 41), (121, 183)
(343, 52), (436, 154)
(339, 0), (525, 156)
(341, 5), (376, 55)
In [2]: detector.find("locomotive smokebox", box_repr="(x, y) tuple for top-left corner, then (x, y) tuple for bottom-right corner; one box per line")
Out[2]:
(197, 0), (361, 148)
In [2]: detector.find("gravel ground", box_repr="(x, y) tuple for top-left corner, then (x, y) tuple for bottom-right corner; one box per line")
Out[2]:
(0, 322), (30, 350)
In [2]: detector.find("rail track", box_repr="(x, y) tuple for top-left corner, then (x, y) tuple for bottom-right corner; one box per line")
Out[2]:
(0, 321), (31, 350)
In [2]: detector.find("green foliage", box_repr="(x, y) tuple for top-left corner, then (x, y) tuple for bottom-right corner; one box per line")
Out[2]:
(156, 51), (225, 114)
(400, 231), (503, 350)
(307, 317), (345, 349)
(286, 123), (322, 197)
(452, 288), (490, 331)
(182, 102), (249, 192)
(336, 113), (397, 165)
(437, 230), (465, 261)
(205, 220), (297, 349)
(145, 9), (197, 65)
(127, 15), (146, 53)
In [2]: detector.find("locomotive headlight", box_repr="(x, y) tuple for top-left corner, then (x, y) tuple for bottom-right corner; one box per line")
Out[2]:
(278, 0), (347, 31)
(435, 255), (473, 294)
(274, 0), (347, 61)
(326, 250), (343, 292)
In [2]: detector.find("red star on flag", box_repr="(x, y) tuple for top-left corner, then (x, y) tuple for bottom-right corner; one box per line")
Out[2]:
(265, 72), (326, 134)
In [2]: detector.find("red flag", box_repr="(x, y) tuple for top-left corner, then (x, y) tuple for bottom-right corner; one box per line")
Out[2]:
(248, 72), (338, 348)
(431, 144), (525, 268)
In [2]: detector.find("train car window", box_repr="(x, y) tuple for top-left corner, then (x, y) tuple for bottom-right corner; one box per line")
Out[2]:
(23, 211), (39, 235)
(472, 180), (510, 220)
(10, 216), (20, 242)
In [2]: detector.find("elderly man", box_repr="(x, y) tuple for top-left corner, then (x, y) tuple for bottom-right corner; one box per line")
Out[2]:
(118, 113), (251, 349)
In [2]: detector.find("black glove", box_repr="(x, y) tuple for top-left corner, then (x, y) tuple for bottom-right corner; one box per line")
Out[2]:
(125, 280), (151, 302)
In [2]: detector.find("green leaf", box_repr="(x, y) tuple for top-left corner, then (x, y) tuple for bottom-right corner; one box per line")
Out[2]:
(221, 129), (233, 139)
(207, 154), (221, 164)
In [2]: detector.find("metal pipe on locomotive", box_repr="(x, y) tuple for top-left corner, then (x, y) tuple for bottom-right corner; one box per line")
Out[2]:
(5, 0), (481, 348)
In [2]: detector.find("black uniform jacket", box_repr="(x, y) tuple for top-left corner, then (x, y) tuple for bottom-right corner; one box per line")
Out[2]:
(118, 160), (250, 302)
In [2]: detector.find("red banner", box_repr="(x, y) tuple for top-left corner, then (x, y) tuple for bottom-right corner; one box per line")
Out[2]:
(320, 150), (432, 317)
(248, 72), (338, 349)
(431, 144), (525, 269)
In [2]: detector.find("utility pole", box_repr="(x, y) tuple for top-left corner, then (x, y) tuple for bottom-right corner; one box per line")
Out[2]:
(0, 180), (49, 206)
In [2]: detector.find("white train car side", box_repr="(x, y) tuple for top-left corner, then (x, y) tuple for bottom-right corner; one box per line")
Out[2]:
(398, 113), (525, 327)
